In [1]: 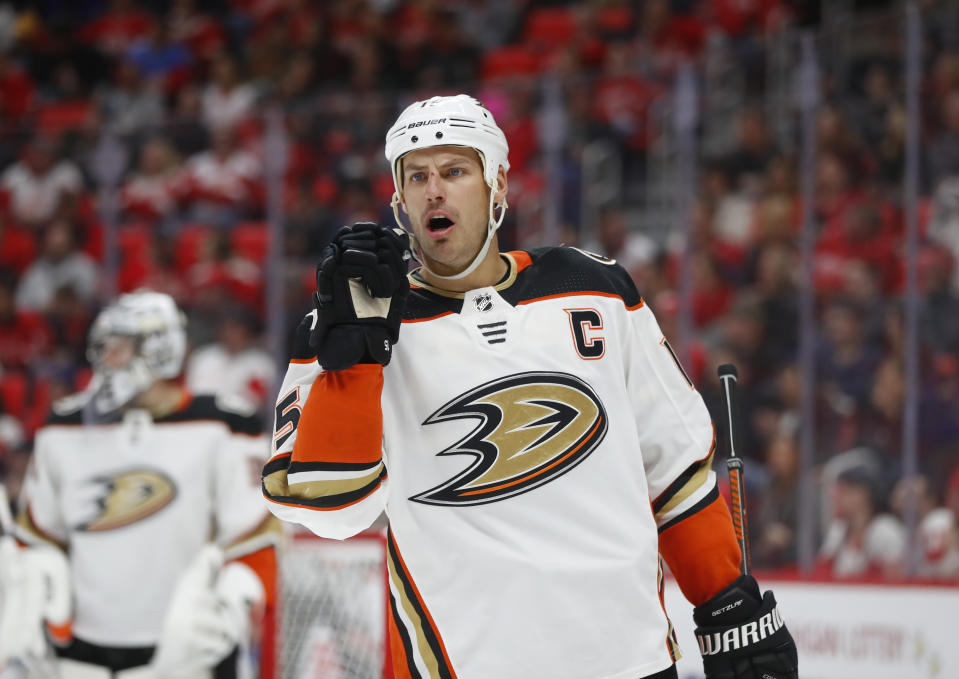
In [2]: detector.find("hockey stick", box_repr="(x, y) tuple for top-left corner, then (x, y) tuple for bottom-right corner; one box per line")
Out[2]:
(717, 363), (751, 575)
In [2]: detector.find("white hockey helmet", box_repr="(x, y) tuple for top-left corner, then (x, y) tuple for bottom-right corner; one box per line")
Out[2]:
(385, 94), (510, 199)
(385, 95), (511, 281)
(86, 290), (187, 412)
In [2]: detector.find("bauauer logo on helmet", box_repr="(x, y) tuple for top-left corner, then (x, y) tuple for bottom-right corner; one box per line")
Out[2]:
(407, 118), (447, 129)
(411, 371), (608, 506)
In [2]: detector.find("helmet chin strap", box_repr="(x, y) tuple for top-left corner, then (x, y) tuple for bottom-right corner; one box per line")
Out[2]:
(390, 188), (508, 283)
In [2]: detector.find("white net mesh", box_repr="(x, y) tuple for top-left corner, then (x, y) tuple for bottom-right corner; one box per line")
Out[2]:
(277, 530), (387, 679)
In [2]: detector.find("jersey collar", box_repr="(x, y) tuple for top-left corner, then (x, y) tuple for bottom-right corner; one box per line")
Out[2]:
(408, 252), (523, 299)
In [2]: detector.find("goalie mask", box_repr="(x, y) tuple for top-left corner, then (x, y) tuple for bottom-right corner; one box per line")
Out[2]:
(385, 94), (510, 281)
(86, 290), (187, 415)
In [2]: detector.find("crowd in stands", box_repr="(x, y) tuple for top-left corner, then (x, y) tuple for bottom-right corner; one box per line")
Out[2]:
(0, 0), (958, 580)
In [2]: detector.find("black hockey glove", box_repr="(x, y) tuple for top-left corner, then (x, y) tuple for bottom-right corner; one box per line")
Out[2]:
(693, 574), (798, 679)
(310, 222), (410, 371)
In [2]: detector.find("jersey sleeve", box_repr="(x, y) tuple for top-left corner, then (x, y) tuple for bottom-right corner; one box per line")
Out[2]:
(15, 428), (70, 550)
(620, 297), (741, 605)
(261, 312), (388, 540)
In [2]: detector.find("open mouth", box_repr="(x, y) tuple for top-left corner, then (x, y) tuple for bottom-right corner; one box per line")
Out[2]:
(427, 215), (454, 236)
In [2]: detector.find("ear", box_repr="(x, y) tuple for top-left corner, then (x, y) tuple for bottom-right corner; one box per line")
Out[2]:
(493, 166), (508, 207)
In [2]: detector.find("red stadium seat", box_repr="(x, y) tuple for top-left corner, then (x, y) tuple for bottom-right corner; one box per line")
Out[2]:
(524, 7), (577, 46)
(0, 371), (28, 419)
(25, 376), (51, 434)
(481, 46), (542, 81)
(231, 221), (269, 263)
(174, 223), (214, 274)
(34, 100), (95, 135)
(118, 223), (155, 258)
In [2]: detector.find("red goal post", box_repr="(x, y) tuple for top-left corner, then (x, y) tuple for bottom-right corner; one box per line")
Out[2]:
(265, 528), (391, 679)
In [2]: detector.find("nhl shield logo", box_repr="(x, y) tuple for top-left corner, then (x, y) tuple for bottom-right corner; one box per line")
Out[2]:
(473, 293), (493, 312)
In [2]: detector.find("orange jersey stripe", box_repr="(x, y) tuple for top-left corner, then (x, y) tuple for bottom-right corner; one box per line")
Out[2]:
(292, 363), (384, 465)
(658, 493), (741, 606)
(506, 250), (533, 272)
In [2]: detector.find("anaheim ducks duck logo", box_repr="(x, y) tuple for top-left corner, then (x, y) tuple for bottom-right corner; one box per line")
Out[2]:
(411, 372), (608, 506)
(75, 469), (177, 532)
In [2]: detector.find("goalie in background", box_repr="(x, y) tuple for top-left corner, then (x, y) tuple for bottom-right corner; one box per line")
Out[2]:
(263, 94), (797, 679)
(1, 290), (282, 679)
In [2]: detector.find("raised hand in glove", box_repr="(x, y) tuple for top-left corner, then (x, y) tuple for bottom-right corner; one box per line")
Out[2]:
(693, 574), (798, 679)
(151, 545), (264, 678)
(310, 222), (410, 371)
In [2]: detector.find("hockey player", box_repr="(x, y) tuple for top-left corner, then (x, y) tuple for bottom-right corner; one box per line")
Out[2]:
(263, 95), (798, 679)
(1, 290), (282, 679)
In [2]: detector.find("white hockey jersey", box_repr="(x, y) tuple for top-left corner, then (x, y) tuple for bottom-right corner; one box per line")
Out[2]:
(263, 247), (720, 679)
(17, 393), (278, 648)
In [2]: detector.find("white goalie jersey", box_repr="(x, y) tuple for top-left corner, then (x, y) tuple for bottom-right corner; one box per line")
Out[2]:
(263, 247), (720, 679)
(17, 393), (278, 649)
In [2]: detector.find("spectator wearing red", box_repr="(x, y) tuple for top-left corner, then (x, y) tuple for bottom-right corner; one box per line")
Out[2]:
(186, 232), (262, 315)
(120, 137), (183, 223)
(592, 41), (660, 153)
(0, 272), (51, 370)
(180, 125), (262, 227)
(14, 218), (98, 312)
(689, 251), (735, 328)
(0, 49), (35, 122)
(1, 136), (82, 229)
(79, 0), (153, 57)
(635, 0), (706, 70)
(816, 201), (902, 294)
(708, 0), (786, 39)
(168, 0), (227, 60)
(0, 194), (37, 276)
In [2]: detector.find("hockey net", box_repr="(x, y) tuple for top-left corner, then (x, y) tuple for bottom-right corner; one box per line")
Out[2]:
(271, 529), (390, 679)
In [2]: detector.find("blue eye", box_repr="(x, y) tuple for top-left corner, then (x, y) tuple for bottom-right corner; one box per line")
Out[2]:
(409, 172), (425, 183)
(448, 168), (463, 177)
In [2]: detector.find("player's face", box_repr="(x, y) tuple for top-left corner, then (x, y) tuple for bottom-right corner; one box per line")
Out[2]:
(100, 335), (136, 371)
(400, 146), (497, 276)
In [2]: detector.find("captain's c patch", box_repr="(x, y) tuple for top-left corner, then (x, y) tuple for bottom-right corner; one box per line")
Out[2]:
(411, 371), (608, 506)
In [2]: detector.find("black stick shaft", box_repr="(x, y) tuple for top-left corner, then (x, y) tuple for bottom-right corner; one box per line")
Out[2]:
(718, 364), (751, 575)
